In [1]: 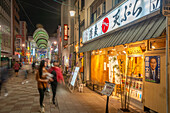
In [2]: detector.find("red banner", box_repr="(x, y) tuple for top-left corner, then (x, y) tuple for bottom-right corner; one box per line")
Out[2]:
(64, 24), (68, 41)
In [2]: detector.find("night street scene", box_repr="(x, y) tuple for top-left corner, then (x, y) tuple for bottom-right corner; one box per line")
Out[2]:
(0, 0), (170, 113)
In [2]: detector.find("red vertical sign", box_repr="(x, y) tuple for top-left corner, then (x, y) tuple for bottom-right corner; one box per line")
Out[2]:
(64, 24), (68, 41)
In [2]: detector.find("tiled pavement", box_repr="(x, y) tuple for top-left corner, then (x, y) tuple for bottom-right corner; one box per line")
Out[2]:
(0, 70), (143, 113)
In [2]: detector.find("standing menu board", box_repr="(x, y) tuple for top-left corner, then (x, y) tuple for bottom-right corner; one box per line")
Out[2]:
(101, 81), (115, 96)
(71, 67), (80, 86)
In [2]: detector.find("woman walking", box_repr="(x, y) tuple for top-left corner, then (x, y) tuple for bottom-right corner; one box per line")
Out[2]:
(36, 60), (53, 113)
(13, 61), (20, 77)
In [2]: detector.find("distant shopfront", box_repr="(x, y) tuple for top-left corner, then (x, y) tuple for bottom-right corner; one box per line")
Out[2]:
(80, 0), (170, 112)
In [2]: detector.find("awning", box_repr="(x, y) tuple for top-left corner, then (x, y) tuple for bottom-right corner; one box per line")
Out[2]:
(79, 15), (166, 53)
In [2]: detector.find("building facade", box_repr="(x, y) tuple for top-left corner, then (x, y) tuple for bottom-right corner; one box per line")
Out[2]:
(0, 0), (12, 58)
(0, 0), (12, 68)
(80, 0), (170, 112)
(12, 0), (20, 56)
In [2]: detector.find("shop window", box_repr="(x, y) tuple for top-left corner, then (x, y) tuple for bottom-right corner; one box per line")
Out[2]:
(115, 0), (123, 6)
(127, 57), (143, 77)
(90, 0), (106, 24)
(126, 56), (143, 102)
(150, 38), (166, 50)
(102, 2), (106, 14)
(91, 11), (97, 24)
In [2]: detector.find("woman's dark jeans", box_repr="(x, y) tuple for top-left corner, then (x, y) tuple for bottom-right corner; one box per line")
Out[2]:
(38, 88), (46, 107)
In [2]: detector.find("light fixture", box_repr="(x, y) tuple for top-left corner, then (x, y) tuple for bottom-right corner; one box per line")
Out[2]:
(99, 50), (102, 53)
(69, 10), (76, 17)
(22, 44), (25, 47)
(54, 41), (57, 45)
(123, 51), (126, 54)
(152, 46), (155, 49)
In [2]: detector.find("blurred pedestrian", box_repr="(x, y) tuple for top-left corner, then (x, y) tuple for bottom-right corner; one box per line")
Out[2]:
(32, 61), (36, 73)
(48, 60), (65, 105)
(36, 60), (53, 113)
(19, 61), (22, 69)
(21, 64), (29, 84)
(0, 61), (8, 97)
(13, 61), (20, 77)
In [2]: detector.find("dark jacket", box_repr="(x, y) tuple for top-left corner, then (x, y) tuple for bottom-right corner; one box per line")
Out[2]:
(51, 70), (57, 82)
(149, 68), (160, 83)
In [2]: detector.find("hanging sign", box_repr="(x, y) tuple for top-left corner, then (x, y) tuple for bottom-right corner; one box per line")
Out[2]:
(127, 47), (143, 56)
(64, 24), (68, 41)
(82, 0), (160, 43)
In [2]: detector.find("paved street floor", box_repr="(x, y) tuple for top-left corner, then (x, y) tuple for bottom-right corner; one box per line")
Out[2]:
(0, 70), (143, 113)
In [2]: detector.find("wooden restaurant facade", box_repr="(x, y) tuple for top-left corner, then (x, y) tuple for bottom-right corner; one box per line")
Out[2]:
(80, 0), (170, 112)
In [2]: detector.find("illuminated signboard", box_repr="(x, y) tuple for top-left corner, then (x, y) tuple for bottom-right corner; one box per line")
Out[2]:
(82, 0), (160, 43)
(64, 24), (68, 41)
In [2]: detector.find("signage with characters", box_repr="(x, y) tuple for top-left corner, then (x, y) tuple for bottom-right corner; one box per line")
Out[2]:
(82, 0), (160, 43)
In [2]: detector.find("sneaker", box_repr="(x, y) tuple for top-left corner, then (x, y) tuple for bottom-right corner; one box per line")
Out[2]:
(25, 81), (29, 83)
(22, 82), (25, 84)
(4, 93), (8, 97)
(40, 107), (45, 113)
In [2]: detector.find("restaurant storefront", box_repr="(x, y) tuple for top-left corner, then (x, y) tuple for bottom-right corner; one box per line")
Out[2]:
(80, 0), (170, 112)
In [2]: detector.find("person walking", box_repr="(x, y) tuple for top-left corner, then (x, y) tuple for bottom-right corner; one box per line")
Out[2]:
(21, 63), (29, 84)
(32, 61), (36, 73)
(48, 60), (65, 105)
(13, 61), (20, 77)
(36, 60), (53, 113)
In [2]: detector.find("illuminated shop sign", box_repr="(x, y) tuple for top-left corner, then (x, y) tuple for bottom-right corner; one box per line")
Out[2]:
(127, 47), (143, 56)
(64, 24), (68, 41)
(82, 0), (160, 43)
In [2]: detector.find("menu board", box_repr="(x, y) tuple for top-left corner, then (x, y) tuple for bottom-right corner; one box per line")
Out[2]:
(101, 82), (115, 96)
(71, 67), (80, 86)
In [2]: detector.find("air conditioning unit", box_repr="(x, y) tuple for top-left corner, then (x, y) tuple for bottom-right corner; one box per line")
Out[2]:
(97, 4), (102, 18)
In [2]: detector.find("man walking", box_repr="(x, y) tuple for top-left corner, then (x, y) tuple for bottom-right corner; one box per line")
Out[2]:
(48, 60), (65, 105)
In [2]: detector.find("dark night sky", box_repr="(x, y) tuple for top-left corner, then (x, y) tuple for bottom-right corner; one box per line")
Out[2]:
(18, 0), (62, 36)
